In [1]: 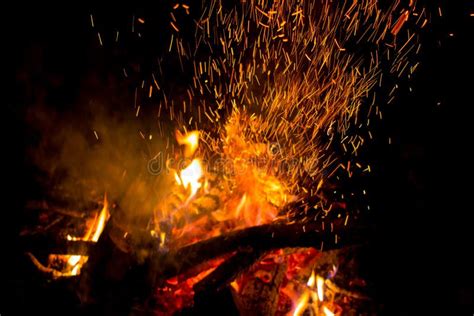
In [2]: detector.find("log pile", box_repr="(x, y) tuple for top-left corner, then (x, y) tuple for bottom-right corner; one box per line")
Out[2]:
(20, 199), (372, 315)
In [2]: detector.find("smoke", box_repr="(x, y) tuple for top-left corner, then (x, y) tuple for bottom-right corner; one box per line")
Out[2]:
(24, 75), (169, 224)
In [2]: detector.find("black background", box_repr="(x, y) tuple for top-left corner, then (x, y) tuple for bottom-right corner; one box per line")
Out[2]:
(3, 1), (473, 315)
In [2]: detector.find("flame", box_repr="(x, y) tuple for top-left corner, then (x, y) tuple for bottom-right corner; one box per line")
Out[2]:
(159, 232), (167, 248)
(234, 194), (247, 218)
(323, 306), (335, 316)
(292, 270), (318, 316)
(293, 291), (310, 316)
(91, 196), (109, 242)
(176, 130), (199, 157)
(172, 131), (204, 202)
(67, 255), (82, 268)
(316, 275), (325, 302)
(307, 270), (316, 287)
(156, 122), (290, 249)
(288, 270), (335, 316)
(50, 194), (110, 276)
(176, 159), (203, 200)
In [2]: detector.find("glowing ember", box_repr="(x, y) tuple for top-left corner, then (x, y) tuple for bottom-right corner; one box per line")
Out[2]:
(154, 256), (228, 315)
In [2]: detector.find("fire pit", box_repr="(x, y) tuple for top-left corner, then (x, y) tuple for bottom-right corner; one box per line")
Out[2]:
(11, 0), (433, 315)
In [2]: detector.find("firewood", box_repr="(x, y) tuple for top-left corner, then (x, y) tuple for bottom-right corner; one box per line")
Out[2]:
(20, 236), (93, 255)
(149, 218), (369, 286)
(193, 247), (264, 295)
(232, 257), (287, 316)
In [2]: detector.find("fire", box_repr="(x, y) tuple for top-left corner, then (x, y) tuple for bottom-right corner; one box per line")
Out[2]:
(156, 126), (289, 248)
(49, 195), (110, 276)
(289, 269), (340, 316)
(91, 196), (109, 242)
(316, 275), (325, 302)
(175, 159), (203, 201)
(154, 256), (228, 314)
(307, 270), (316, 287)
(176, 130), (199, 157)
(323, 306), (335, 316)
(212, 112), (291, 227)
(293, 291), (310, 316)
(24, 0), (426, 314)
(172, 130), (204, 202)
(143, 0), (424, 310)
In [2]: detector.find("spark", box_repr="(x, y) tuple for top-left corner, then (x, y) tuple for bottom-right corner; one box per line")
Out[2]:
(97, 32), (103, 46)
(132, 0), (428, 300)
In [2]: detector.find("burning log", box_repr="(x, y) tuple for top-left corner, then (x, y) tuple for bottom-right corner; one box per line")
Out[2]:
(193, 247), (264, 295)
(232, 256), (288, 315)
(67, 212), (366, 315)
(21, 215), (368, 278)
(20, 191), (368, 315)
(150, 218), (369, 285)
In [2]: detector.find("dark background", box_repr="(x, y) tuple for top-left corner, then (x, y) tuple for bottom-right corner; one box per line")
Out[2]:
(3, 1), (473, 315)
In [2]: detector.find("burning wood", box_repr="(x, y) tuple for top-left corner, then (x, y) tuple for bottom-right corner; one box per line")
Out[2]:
(25, 195), (110, 277)
(18, 0), (428, 314)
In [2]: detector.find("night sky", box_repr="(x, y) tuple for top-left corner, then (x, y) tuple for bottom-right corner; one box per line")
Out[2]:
(3, 1), (474, 314)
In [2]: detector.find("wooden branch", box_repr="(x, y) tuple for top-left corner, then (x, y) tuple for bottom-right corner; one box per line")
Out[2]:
(25, 199), (100, 218)
(20, 236), (94, 255)
(193, 247), (264, 295)
(25, 252), (75, 279)
(149, 218), (369, 285)
(20, 215), (369, 292)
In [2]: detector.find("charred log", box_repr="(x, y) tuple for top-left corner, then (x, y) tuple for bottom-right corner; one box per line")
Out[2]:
(150, 218), (369, 286)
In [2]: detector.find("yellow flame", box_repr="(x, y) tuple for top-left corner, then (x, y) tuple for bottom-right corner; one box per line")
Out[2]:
(173, 130), (204, 201)
(176, 130), (199, 157)
(292, 271), (318, 316)
(234, 194), (247, 217)
(174, 171), (182, 186)
(323, 306), (335, 316)
(65, 195), (110, 274)
(159, 232), (167, 248)
(91, 196), (109, 242)
(317, 275), (325, 302)
(293, 291), (309, 316)
(177, 159), (203, 200)
(307, 270), (316, 287)
(230, 280), (240, 293)
(67, 255), (82, 267)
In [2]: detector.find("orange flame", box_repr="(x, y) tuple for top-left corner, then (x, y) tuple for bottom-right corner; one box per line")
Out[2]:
(289, 270), (335, 316)
(323, 306), (335, 316)
(52, 194), (110, 276)
(156, 123), (290, 248)
(176, 130), (199, 157)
